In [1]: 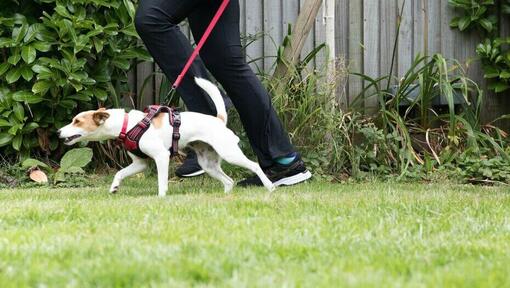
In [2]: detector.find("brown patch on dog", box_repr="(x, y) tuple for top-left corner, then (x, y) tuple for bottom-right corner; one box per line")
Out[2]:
(93, 111), (110, 126)
(71, 112), (97, 132)
(217, 115), (226, 123)
(152, 113), (166, 129)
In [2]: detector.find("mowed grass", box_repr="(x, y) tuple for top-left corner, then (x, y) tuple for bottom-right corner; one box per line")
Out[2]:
(0, 177), (509, 287)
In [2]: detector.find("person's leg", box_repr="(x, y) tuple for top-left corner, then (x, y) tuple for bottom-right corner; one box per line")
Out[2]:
(135, 0), (214, 178)
(187, 0), (295, 169)
(134, 0), (216, 115)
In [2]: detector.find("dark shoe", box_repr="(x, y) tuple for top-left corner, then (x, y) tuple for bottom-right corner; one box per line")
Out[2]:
(175, 152), (205, 178)
(238, 154), (312, 187)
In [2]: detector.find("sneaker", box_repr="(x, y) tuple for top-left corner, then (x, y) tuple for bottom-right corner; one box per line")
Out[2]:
(175, 151), (205, 178)
(238, 154), (312, 187)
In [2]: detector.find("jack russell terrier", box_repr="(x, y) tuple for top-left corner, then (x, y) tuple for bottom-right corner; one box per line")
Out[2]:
(58, 78), (275, 196)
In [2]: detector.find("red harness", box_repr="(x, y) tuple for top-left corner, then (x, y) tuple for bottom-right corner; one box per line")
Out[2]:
(118, 105), (181, 158)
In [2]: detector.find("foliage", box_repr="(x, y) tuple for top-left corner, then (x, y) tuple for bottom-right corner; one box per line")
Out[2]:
(446, 149), (510, 184)
(476, 37), (510, 92)
(21, 147), (93, 185)
(0, 0), (150, 157)
(0, 158), (20, 188)
(333, 0), (510, 184)
(347, 1), (509, 184)
(228, 18), (510, 184)
(449, 0), (501, 32)
(223, 1), (510, 184)
(351, 50), (510, 183)
(449, 0), (510, 93)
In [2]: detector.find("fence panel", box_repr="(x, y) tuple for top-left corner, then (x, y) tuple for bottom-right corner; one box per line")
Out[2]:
(132, 0), (508, 124)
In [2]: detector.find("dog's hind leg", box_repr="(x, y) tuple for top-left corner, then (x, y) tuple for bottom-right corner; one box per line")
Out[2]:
(210, 142), (275, 192)
(110, 154), (148, 193)
(192, 143), (234, 193)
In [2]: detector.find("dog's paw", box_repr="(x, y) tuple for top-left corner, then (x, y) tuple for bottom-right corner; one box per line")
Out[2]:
(109, 186), (119, 194)
(224, 183), (234, 194)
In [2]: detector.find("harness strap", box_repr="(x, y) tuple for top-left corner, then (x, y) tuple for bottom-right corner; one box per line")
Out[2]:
(119, 113), (129, 141)
(117, 106), (181, 158)
(171, 110), (181, 157)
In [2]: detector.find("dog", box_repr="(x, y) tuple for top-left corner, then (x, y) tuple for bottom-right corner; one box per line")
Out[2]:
(58, 78), (275, 196)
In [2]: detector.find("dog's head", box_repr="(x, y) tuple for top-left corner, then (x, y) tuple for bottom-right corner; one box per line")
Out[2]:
(58, 108), (111, 145)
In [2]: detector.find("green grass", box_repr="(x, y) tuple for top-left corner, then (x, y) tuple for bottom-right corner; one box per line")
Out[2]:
(0, 177), (509, 287)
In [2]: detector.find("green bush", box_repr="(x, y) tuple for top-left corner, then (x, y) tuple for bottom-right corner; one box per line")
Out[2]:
(0, 0), (150, 157)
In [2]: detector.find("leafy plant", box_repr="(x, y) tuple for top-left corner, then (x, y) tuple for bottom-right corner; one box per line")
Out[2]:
(0, 0), (150, 157)
(21, 147), (93, 185)
(476, 38), (510, 93)
(449, 0), (499, 33)
(449, 0), (510, 93)
(352, 53), (486, 174)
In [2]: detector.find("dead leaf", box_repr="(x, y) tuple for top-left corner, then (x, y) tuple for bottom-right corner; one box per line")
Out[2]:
(29, 168), (48, 184)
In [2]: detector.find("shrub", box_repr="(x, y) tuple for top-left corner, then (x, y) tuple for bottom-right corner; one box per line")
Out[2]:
(0, 0), (149, 158)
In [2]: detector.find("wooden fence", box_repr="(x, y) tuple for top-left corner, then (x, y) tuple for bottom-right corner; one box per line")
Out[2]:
(132, 0), (510, 124)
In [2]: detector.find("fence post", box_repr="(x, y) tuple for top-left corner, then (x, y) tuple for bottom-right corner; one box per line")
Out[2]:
(324, 0), (336, 109)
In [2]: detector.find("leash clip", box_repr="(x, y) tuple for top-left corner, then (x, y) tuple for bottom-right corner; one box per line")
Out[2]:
(164, 86), (177, 106)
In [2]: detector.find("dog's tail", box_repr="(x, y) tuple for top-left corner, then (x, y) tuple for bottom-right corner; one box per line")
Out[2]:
(194, 77), (228, 124)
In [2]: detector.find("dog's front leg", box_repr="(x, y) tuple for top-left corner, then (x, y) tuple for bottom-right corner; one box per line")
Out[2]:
(110, 156), (148, 193)
(153, 151), (170, 197)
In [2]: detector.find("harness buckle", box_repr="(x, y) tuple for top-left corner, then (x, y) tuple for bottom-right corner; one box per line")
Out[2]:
(173, 111), (181, 126)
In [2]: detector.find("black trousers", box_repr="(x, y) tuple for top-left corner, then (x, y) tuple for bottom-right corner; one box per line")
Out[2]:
(135, 0), (294, 168)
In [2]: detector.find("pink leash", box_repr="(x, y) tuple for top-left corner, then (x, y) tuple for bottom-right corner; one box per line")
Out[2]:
(170, 0), (230, 92)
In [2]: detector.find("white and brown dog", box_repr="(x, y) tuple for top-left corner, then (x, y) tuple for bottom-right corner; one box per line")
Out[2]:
(58, 78), (275, 196)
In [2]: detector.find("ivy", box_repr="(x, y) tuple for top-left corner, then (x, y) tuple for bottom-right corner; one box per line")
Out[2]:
(449, 0), (510, 93)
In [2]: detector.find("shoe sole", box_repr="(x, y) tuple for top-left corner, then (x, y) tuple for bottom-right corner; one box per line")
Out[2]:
(273, 170), (312, 187)
(179, 170), (205, 178)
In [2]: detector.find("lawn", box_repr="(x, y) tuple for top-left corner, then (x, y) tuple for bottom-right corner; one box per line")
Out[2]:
(0, 177), (509, 287)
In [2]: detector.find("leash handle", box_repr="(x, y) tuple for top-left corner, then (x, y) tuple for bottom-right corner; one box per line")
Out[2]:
(171, 0), (230, 90)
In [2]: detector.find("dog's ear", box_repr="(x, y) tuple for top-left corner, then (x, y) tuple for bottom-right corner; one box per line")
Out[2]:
(97, 107), (106, 112)
(93, 110), (110, 126)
